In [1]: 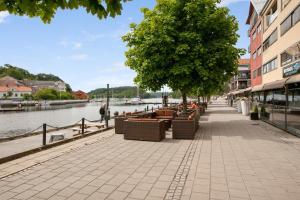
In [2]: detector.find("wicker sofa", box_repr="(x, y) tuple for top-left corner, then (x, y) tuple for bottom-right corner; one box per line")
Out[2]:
(172, 111), (198, 139)
(123, 118), (165, 142)
(114, 112), (153, 134)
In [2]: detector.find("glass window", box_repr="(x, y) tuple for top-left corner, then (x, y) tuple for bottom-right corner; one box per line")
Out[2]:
(281, 52), (293, 66)
(253, 70), (257, 79)
(287, 85), (300, 134)
(257, 46), (262, 56)
(263, 58), (277, 74)
(265, 91), (273, 104)
(263, 29), (277, 51)
(266, 1), (278, 27)
(253, 51), (257, 59)
(293, 5), (300, 26)
(257, 23), (262, 33)
(281, 15), (292, 35)
(257, 67), (262, 76)
(252, 30), (257, 40)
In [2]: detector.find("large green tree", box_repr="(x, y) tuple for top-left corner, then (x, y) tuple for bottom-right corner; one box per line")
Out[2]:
(0, 0), (130, 23)
(123, 0), (243, 111)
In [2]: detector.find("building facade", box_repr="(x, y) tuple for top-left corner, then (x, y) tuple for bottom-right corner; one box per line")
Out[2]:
(73, 90), (89, 100)
(250, 0), (300, 136)
(230, 59), (251, 91)
(22, 80), (67, 94)
(246, 0), (267, 88)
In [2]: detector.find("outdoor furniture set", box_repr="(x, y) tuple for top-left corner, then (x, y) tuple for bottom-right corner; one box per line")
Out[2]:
(114, 108), (201, 142)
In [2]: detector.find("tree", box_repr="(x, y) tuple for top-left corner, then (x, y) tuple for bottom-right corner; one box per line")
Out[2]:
(0, 0), (130, 23)
(123, 0), (243, 111)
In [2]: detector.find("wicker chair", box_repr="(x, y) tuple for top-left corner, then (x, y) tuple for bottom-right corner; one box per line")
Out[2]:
(124, 119), (165, 142)
(172, 112), (198, 139)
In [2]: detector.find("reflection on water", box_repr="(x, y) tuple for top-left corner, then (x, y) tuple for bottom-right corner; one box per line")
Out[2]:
(0, 98), (180, 138)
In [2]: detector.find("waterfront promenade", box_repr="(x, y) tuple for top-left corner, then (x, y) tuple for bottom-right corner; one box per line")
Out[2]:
(0, 100), (300, 200)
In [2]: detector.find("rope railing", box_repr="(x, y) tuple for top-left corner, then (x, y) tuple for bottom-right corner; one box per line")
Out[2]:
(23, 125), (43, 136)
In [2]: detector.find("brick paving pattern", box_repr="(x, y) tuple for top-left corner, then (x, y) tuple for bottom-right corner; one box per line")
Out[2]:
(0, 99), (300, 200)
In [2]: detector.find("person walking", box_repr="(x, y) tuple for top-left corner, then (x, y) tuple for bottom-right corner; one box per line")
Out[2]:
(99, 104), (106, 123)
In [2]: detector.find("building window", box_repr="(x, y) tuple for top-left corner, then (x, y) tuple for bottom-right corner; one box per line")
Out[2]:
(282, 0), (291, 10)
(281, 15), (292, 35)
(263, 29), (278, 51)
(281, 42), (300, 66)
(266, 1), (278, 27)
(263, 57), (277, 74)
(257, 23), (262, 33)
(293, 5), (300, 26)
(253, 51), (257, 59)
(257, 67), (262, 76)
(281, 5), (300, 36)
(257, 46), (262, 56)
(253, 70), (257, 79)
(252, 30), (257, 40)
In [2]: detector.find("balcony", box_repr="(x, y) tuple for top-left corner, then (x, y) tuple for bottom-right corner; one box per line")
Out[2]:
(266, 11), (278, 27)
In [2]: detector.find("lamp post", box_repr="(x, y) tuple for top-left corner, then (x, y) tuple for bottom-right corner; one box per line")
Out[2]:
(105, 84), (110, 128)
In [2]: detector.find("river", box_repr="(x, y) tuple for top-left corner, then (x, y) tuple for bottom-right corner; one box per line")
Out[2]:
(0, 98), (180, 138)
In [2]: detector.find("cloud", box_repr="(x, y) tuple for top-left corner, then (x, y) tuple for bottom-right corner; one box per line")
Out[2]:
(68, 54), (88, 61)
(81, 30), (105, 42)
(218, 0), (248, 7)
(0, 11), (9, 24)
(59, 39), (68, 47)
(73, 42), (82, 49)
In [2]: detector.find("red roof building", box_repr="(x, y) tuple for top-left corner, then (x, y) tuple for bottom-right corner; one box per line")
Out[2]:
(73, 90), (89, 100)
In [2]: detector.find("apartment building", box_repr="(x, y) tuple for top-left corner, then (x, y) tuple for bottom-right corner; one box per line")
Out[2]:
(251, 0), (300, 136)
(246, 0), (267, 89)
(229, 59), (251, 92)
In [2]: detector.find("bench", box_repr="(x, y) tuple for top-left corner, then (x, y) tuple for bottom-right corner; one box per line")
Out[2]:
(49, 132), (65, 143)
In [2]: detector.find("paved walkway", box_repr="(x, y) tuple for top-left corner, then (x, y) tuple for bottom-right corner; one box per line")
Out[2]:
(0, 100), (300, 200)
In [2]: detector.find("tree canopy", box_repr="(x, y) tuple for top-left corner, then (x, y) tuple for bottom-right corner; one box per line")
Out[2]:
(0, 0), (130, 23)
(123, 0), (244, 109)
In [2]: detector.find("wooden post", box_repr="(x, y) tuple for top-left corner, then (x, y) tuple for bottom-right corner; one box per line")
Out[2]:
(81, 118), (85, 135)
(43, 123), (47, 146)
(105, 84), (109, 128)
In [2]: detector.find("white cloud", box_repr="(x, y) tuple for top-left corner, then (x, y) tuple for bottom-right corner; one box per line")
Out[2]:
(0, 11), (9, 24)
(69, 54), (88, 61)
(59, 39), (68, 47)
(73, 42), (82, 49)
(81, 30), (105, 42)
(218, 0), (248, 7)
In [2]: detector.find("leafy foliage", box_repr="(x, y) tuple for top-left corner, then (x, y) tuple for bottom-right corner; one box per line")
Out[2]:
(123, 0), (244, 109)
(34, 88), (73, 100)
(0, 0), (130, 23)
(89, 86), (150, 98)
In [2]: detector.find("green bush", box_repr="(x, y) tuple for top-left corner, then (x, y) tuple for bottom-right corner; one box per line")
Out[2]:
(34, 88), (73, 100)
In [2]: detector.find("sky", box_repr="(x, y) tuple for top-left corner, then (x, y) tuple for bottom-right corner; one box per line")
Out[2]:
(0, 0), (250, 92)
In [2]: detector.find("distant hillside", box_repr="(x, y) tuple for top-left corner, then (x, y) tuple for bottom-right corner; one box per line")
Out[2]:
(89, 86), (181, 99)
(89, 86), (152, 98)
(0, 64), (72, 92)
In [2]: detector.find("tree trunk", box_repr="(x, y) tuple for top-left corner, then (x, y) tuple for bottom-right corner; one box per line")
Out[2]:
(197, 96), (200, 105)
(182, 92), (187, 113)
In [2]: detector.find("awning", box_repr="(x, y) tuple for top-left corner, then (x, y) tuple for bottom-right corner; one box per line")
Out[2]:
(252, 85), (263, 92)
(286, 73), (300, 85)
(231, 87), (252, 95)
(262, 78), (288, 91)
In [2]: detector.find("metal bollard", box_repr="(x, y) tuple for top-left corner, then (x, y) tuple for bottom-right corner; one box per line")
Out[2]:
(43, 123), (47, 146)
(152, 107), (154, 112)
(81, 118), (85, 135)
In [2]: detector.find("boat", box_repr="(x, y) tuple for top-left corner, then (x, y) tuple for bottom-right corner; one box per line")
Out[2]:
(130, 97), (144, 105)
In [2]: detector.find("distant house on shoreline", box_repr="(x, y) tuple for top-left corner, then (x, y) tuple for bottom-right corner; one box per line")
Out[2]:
(72, 90), (89, 100)
(21, 80), (66, 93)
(0, 76), (66, 99)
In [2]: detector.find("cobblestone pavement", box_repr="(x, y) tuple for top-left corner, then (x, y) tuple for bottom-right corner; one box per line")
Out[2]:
(0, 100), (300, 200)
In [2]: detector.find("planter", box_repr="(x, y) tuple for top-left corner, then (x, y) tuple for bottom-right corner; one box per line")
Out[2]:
(237, 100), (242, 113)
(241, 100), (249, 116)
(250, 112), (259, 120)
